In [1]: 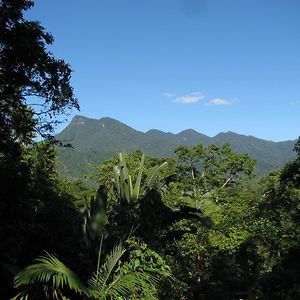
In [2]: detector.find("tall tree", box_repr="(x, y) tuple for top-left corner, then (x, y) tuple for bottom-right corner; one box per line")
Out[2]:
(0, 1), (79, 297)
(0, 0), (79, 156)
(175, 143), (255, 195)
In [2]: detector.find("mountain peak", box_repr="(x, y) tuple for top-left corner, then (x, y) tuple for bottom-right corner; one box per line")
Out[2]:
(214, 131), (239, 138)
(70, 115), (92, 126)
(98, 116), (118, 122)
(146, 129), (165, 135)
(178, 129), (200, 135)
(70, 116), (133, 130)
(214, 131), (276, 143)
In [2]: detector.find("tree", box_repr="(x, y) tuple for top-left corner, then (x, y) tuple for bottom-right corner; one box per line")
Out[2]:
(294, 137), (300, 159)
(0, 0), (79, 225)
(0, 0), (79, 156)
(280, 137), (300, 188)
(175, 143), (255, 195)
(0, 2), (80, 296)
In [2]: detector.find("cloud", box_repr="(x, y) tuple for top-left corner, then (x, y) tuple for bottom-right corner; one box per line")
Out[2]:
(207, 98), (237, 106)
(169, 90), (238, 106)
(163, 92), (175, 98)
(174, 92), (205, 104)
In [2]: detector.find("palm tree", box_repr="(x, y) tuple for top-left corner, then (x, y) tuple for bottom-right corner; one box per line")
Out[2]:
(12, 251), (87, 300)
(13, 243), (161, 299)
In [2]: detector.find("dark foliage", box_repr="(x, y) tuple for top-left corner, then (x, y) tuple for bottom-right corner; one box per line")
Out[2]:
(1, 1), (300, 299)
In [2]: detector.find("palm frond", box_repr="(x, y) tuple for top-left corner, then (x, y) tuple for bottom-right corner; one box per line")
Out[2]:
(11, 291), (28, 300)
(90, 269), (160, 299)
(141, 161), (168, 195)
(14, 252), (88, 296)
(88, 243), (126, 296)
(107, 272), (153, 298)
(132, 153), (145, 202)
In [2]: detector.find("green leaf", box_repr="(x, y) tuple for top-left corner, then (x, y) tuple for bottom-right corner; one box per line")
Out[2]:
(13, 252), (88, 298)
(141, 161), (168, 195)
(132, 154), (145, 202)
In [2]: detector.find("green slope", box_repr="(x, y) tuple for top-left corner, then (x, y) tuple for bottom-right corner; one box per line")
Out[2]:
(56, 115), (297, 178)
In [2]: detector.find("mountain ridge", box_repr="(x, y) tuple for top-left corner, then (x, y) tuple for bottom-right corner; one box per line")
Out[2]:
(56, 115), (297, 178)
(67, 115), (296, 142)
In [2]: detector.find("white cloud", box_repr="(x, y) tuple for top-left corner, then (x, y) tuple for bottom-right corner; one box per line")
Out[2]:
(174, 92), (205, 104)
(163, 92), (175, 98)
(207, 98), (237, 106)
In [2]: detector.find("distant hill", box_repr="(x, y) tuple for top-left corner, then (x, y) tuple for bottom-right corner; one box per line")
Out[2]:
(56, 115), (297, 178)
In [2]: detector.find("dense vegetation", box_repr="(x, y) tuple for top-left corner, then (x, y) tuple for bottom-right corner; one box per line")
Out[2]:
(1, 1), (300, 299)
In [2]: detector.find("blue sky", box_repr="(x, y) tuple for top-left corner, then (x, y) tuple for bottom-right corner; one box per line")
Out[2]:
(27, 0), (300, 141)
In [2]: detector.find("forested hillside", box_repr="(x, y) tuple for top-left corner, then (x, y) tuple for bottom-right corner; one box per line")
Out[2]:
(56, 115), (296, 178)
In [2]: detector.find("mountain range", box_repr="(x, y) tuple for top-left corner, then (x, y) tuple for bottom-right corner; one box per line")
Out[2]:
(56, 115), (297, 178)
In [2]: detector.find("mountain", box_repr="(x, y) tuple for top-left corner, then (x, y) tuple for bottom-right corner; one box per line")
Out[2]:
(56, 115), (297, 178)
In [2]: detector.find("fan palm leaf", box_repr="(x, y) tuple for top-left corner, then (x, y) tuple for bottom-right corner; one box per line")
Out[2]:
(88, 242), (161, 299)
(13, 252), (88, 299)
(104, 271), (158, 299)
(13, 244), (166, 300)
(88, 243), (126, 297)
